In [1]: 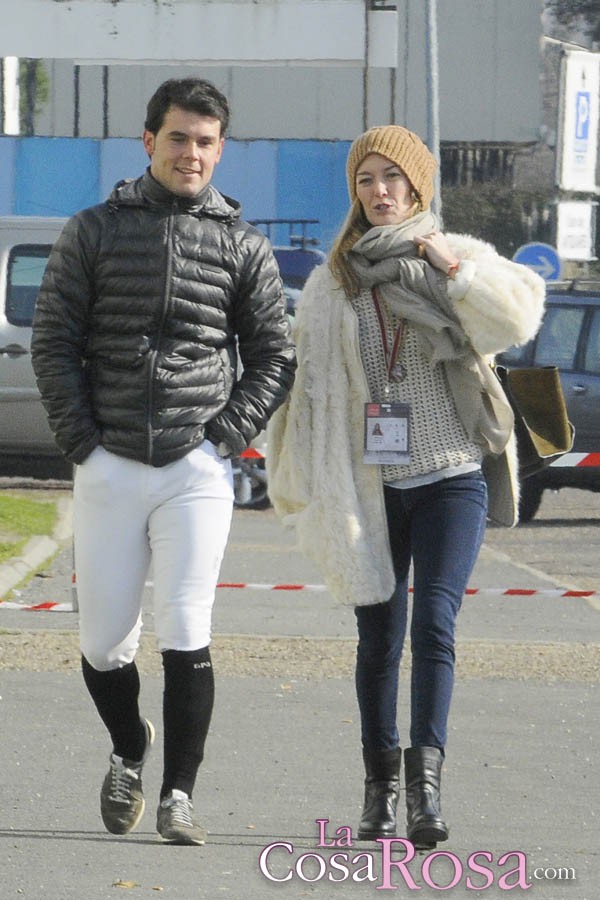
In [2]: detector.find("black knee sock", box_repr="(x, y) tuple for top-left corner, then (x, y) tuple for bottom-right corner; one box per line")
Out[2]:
(160, 647), (215, 800)
(81, 655), (146, 761)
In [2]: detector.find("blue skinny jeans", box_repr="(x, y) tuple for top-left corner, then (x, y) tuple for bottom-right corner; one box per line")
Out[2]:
(354, 471), (488, 753)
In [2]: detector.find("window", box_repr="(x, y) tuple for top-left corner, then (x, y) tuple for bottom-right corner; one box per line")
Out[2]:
(498, 343), (530, 366)
(6, 246), (51, 327)
(533, 306), (585, 370)
(583, 309), (600, 375)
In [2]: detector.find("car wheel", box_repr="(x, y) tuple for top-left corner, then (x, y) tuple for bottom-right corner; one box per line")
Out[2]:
(518, 478), (544, 523)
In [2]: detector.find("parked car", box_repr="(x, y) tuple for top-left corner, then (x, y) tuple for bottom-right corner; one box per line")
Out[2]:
(497, 279), (600, 522)
(0, 216), (70, 476)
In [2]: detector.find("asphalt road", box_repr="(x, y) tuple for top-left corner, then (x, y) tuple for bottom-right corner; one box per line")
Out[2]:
(2, 473), (600, 601)
(0, 482), (598, 899)
(1, 482), (599, 679)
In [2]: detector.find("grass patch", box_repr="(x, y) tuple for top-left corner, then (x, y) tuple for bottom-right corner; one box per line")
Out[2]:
(0, 537), (28, 565)
(0, 494), (57, 565)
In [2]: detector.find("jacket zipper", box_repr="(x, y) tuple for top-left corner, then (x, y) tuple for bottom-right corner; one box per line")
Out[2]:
(146, 207), (176, 463)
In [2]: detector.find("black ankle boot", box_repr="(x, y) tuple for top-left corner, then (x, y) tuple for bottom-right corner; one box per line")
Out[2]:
(404, 746), (449, 849)
(357, 746), (401, 841)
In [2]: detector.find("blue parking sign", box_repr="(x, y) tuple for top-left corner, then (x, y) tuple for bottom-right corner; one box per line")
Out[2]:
(513, 243), (562, 282)
(575, 91), (590, 141)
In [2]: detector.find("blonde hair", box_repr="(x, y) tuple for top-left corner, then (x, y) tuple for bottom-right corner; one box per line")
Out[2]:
(329, 200), (370, 298)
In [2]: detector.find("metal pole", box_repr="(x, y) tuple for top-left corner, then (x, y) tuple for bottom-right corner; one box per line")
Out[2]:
(363, 0), (370, 131)
(102, 65), (109, 139)
(425, 0), (442, 222)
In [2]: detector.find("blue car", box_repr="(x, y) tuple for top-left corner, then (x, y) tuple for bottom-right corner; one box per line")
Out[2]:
(497, 280), (600, 522)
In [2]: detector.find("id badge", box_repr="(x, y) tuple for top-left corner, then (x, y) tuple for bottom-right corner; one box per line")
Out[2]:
(363, 402), (410, 464)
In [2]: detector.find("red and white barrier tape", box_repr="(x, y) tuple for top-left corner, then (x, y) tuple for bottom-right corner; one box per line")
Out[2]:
(550, 452), (600, 467)
(220, 583), (598, 596)
(1, 584), (598, 612)
(244, 451), (600, 467)
(0, 601), (74, 612)
(2, 451), (598, 614)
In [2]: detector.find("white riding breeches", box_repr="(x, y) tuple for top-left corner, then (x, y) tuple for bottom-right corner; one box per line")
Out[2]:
(73, 442), (234, 671)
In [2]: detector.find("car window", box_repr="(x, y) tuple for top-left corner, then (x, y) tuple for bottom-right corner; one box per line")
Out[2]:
(583, 309), (600, 375)
(6, 245), (51, 327)
(497, 343), (531, 366)
(533, 305), (584, 370)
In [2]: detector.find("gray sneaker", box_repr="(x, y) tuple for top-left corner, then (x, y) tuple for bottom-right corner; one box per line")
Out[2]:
(157, 790), (207, 845)
(100, 718), (155, 835)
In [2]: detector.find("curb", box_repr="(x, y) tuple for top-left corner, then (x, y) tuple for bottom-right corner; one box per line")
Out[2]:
(0, 496), (73, 601)
(0, 535), (59, 599)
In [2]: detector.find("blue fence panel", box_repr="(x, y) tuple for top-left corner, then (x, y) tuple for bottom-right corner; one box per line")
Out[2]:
(0, 138), (17, 214)
(99, 138), (280, 223)
(99, 139), (148, 201)
(276, 140), (351, 252)
(14, 139), (100, 217)
(213, 140), (278, 223)
(6, 137), (353, 254)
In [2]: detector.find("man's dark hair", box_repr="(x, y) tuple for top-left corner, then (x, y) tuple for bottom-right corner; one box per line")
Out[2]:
(144, 77), (230, 136)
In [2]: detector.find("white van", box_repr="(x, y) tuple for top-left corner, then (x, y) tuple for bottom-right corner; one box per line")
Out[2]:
(0, 216), (67, 467)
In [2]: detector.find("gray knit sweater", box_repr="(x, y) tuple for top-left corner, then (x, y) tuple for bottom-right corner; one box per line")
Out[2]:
(352, 288), (482, 484)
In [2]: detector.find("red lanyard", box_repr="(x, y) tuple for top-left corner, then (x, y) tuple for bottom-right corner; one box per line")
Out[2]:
(371, 288), (406, 383)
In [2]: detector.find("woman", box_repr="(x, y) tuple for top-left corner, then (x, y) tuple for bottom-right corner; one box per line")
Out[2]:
(267, 126), (545, 848)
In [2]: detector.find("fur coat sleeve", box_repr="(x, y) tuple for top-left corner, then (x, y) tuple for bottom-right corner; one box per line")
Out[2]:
(446, 233), (545, 356)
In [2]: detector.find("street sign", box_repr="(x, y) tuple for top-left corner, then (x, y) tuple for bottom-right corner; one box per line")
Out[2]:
(557, 200), (597, 261)
(513, 243), (562, 281)
(557, 50), (600, 193)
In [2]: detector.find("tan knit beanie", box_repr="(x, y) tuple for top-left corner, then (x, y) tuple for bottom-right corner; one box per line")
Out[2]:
(346, 125), (437, 210)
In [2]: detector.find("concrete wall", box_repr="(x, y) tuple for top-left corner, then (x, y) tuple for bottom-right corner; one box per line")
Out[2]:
(1, 0), (544, 142)
(0, 0), (546, 245)
(0, 0), (369, 65)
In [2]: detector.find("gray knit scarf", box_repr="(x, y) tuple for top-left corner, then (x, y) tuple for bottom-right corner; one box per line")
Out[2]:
(347, 212), (471, 364)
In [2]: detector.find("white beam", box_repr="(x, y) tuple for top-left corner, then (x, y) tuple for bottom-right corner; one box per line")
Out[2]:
(0, 0), (376, 64)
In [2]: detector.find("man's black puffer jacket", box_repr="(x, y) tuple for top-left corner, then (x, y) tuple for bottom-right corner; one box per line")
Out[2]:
(31, 170), (296, 466)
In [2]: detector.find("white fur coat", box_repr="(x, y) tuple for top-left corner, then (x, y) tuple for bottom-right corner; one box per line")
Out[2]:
(267, 233), (545, 607)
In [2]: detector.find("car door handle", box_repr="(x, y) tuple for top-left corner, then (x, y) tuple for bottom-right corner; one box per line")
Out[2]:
(571, 384), (587, 395)
(0, 344), (29, 357)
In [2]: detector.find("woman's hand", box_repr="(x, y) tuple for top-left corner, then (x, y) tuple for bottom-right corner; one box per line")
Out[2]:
(414, 231), (460, 277)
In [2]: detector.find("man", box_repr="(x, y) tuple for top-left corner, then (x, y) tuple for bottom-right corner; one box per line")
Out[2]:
(31, 77), (295, 845)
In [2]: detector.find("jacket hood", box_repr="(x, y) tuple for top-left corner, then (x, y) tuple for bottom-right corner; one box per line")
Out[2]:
(107, 168), (241, 223)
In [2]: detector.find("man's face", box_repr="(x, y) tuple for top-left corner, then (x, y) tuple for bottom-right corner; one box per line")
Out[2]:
(143, 105), (224, 198)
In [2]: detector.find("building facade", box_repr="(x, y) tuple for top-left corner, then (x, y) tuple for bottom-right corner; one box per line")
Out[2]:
(0, 0), (546, 249)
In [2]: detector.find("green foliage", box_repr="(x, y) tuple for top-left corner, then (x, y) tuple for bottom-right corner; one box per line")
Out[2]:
(18, 59), (49, 134)
(443, 183), (600, 275)
(0, 538), (27, 565)
(0, 494), (57, 564)
(441, 185), (553, 258)
(546, 0), (600, 42)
